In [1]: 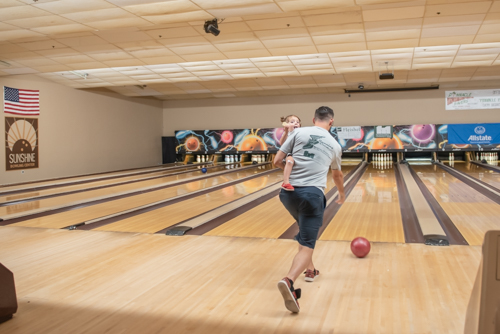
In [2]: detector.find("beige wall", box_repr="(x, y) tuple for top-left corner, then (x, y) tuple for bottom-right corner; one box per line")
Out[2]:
(162, 88), (500, 136)
(1, 75), (163, 184)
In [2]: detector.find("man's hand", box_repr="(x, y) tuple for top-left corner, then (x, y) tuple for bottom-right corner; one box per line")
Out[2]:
(332, 169), (345, 204)
(335, 193), (346, 204)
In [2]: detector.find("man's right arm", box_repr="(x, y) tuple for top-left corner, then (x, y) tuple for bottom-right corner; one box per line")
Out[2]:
(274, 151), (286, 170)
(332, 169), (345, 204)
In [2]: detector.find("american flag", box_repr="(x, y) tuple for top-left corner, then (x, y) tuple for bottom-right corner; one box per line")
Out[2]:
(4, 86), (40, 116)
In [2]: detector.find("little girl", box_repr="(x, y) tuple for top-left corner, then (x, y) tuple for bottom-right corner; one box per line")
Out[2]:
(279, 115), (301, 191)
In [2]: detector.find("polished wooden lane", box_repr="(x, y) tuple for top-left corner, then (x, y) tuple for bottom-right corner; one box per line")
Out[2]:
(412, 164), (500, 246)
(94, 171), (283, 233)
(320, 163), (405, 243)
(0, 165), (209, 204)
(205, 165), (357, 239)
(0, 226), (480, 334)
(10, 165), (274, 229)
(0, 162), (183, 192)
(447, 161), (500, 189)
(1, 164), (245, 217)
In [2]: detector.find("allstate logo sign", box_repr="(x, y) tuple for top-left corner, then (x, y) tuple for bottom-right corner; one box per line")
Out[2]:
(468, 125), (492, 143)
(474, 126), (486, 135)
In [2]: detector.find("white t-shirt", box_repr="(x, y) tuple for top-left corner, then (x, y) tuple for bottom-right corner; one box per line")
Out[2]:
(280, 126), (342, 191)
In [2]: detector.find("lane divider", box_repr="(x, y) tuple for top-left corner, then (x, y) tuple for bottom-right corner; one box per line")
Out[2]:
(73, 168), (280, 231)
(0, 162), (212, 196)
(0, 162), (237, 206)
(0, 163), (270, 224)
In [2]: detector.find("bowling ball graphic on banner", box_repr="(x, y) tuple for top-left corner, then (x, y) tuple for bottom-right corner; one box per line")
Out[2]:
(393, 124), (437, 150)
(368, 136), (404, 150)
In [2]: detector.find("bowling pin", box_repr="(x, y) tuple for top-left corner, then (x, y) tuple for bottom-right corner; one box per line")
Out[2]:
(196, 155), (201, 163)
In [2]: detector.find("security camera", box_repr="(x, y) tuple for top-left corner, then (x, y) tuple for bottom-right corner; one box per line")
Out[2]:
(204, 19), (220, 36)
(358, 84), (364, 90)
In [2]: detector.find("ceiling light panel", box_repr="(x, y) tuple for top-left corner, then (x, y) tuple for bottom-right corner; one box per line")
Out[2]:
(0, 5), (52, 21)
(246, 16), (305, 31)
(303, 12), (363, 27)
(277, 0), (350, 12)
(425, 2), (492, 17)
(141, 11), (212, 25)
(225, 68), (263, 74)
(123, 1), (202, 16)
(206, 3), (283, 18)
(191, 0), (274, 9)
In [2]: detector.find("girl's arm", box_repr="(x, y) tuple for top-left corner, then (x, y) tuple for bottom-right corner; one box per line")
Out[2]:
(279, 126), (289, 146)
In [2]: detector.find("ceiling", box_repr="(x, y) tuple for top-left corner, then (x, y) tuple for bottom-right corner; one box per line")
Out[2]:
(1, 0), (500, 100)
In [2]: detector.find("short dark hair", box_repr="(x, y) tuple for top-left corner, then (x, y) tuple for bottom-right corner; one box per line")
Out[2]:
(314, 106), (334, 121)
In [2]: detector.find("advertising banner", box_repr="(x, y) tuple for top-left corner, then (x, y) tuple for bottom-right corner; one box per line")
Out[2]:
(448, 123), (500, 145)
(436, 124), (500, 151)
(175, 128), (282, 153)
(336, 126), (362, 140)
(446, 89), (500, 110)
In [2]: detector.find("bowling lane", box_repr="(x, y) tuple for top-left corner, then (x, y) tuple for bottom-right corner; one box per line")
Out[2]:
(0, 162), (183, 192)
(204, 165), (357, 239)
(319, 163), (405, 243)
(446, 162), (500, 189)
(412, 164), (500, 246)
(94, 171), (283, 233)
(11, 165), (276, 229)
(1, 164), (246, 217)
(0, 164), (210, 203)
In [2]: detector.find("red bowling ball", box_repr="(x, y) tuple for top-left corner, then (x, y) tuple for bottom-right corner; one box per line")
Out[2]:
(350, 237), (371, 258)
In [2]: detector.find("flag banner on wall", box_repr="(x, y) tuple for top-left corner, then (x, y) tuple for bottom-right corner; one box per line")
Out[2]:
(448, 123), (500, 145)
(445, 89), (500, 110)
(5, 117), (39, 171)
(4, 86), (40, 116)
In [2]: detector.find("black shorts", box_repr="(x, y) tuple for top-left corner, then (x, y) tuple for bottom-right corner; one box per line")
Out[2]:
(279, 186), (326, 249)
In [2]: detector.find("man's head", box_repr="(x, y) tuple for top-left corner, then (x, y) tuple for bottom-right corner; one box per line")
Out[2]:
(313, 106), (334, 129)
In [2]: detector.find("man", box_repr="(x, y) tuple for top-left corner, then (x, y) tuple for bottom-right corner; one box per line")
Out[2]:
(273, 106), (345, 313)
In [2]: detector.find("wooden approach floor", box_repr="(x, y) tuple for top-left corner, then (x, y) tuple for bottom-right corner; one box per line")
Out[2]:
(0, 226), (481, 334)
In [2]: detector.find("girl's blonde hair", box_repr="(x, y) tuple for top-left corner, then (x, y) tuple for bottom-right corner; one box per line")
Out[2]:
(280, 115), (301, 124)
